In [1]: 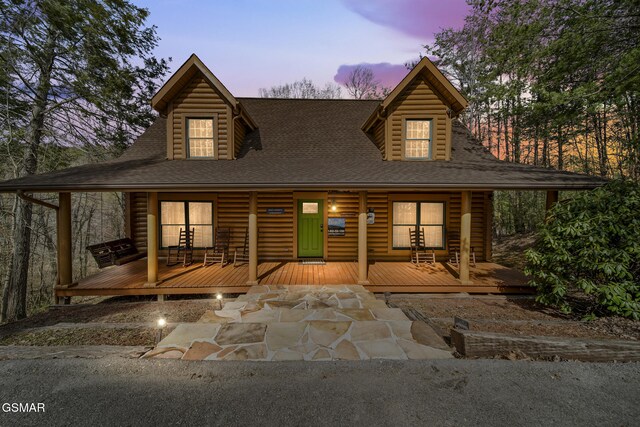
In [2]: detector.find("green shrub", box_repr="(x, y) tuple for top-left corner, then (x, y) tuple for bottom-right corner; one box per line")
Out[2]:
(524, 180), (640, 319)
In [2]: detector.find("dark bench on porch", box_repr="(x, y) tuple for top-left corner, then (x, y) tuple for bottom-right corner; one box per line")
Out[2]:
(87, 238), (147, 269)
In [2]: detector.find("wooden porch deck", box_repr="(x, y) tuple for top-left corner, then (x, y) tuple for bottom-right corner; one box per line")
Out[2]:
(57, 259), (531, 297)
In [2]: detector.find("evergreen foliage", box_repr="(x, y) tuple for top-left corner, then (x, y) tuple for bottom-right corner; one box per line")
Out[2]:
(525, 180), (640, 319)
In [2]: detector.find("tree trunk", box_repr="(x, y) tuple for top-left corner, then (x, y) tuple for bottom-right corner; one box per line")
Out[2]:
(557, 125), (564, 170)
(542, 122), (549, 168)
(1, 198), (33, 321)
(1, 31), (55, 322)
(504, 107), (510, 162)
(533, 125), (539, 166)
(486, 102), (493, 154)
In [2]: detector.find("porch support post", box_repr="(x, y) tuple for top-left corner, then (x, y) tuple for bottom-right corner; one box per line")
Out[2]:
(57, 192), (72, 287)
(545, 190), (559, 213)
(247, 191), (258, 285)
(460, 191), (472, 285)
(358, 191), (369, 285)
(145, 192), (158, 286)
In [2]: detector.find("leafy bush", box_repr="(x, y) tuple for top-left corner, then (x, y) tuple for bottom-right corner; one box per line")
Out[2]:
(525, 180), (640, 319)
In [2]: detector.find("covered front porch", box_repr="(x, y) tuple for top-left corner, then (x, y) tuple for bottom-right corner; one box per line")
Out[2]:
(55, 258), (530, 297)
(47, 189), (546, 300)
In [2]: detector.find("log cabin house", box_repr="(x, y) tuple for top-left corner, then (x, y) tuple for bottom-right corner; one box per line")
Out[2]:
(0, 54), (604, 301)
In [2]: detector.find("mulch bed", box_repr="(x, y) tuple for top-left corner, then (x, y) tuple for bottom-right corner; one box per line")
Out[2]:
(0, 327), (162, 347)
(2, 293), (637, 348)
(391, 296), (640, 341)
(0, 298), (215, 346)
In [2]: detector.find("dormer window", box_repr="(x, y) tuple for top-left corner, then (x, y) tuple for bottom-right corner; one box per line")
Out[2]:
(187, 118), (214, 158)
(404, 119), (432, 160)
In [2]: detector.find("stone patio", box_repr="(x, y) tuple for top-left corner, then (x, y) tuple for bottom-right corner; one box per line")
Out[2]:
(143, 285), (453, 361)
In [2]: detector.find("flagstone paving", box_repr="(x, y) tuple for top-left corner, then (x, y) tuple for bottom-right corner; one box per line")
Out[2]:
(143, 285), (453, 361)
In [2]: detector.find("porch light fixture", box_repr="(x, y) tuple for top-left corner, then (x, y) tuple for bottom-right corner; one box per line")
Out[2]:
(331, 200), (337, 212)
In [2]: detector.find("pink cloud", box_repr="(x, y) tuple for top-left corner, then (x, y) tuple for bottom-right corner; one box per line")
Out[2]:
(341, 0), (469, 39)
(334, 62), (410, 90)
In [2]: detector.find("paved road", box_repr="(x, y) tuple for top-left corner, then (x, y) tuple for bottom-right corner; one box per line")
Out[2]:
(0, 357), (638, 426)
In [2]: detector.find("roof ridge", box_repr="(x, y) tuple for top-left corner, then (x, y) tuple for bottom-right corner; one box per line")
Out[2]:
(238, 97), (380, 102)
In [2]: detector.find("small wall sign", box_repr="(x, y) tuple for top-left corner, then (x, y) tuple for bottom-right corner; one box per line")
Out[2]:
(328, 217), (346, 236)
(266, 208), (285, 215)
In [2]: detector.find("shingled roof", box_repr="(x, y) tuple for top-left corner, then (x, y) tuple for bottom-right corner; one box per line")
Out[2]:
(0, 98), (605, 192)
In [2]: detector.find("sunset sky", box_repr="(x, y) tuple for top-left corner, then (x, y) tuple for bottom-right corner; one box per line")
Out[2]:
(135, 0), (469, 96)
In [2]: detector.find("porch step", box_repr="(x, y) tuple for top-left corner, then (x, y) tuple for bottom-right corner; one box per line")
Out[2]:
(148, 319), (452, 361)
(198, 306), (405, 324)
(145, 284), (453, 361)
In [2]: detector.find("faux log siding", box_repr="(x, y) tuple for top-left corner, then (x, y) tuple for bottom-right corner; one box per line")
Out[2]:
(446, 192), (487, 261)
(327, 192), (359, 260)
(371, 120), (386, 159)
(216, 193), (249, 252)
(171, 74), (231, 159)
(387, 75), (449, 160)
(125, 190), (491, 262)
(129, 192), (148, 251)
(367, 193), (390, 258)
(233, 119), (246, 159)
(257, 192), (294, 259)
(366, 192), (489, 261)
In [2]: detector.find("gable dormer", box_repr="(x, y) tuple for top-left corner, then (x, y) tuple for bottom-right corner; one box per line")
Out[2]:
(151, 54), (256, 160)
(362, 57), (468, 161)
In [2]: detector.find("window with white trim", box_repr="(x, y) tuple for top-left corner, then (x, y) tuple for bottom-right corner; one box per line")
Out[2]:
(187, 118), (214, 158)
(392, 202), (445, 249)
(404, 119), (432, 159)
(160, 201), (214, 248)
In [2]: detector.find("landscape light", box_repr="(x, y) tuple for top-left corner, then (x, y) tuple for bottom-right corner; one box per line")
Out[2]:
(156, 317), (167, 344)
(215, 293), (224, 309)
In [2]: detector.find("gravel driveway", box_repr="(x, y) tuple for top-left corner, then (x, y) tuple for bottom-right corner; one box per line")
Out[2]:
(0, 357), (638, 426)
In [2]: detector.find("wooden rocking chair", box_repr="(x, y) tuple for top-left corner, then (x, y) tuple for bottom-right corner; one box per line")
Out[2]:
(167, 228), (194, 267)
(203, 227), (231, 266)
(233, 227), (249, 267)
(410, 227), (436, 265)
(448, 232), (476, 268)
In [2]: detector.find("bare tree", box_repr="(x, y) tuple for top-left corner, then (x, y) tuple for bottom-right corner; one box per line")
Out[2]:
(259, 78), (342, 99)
(0, 0), (168, 322)
(344, 65), (389, 100)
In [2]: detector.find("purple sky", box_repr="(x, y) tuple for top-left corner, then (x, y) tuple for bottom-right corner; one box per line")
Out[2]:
(134, 0), (469, 96)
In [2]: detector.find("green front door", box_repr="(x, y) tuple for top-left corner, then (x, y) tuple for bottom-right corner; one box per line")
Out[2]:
(298, 199), (323, 257)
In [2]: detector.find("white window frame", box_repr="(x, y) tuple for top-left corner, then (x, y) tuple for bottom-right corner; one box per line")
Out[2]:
(159, 201), (214, 249)
(186, 117), (215, 159)
(392, 201), (445, 249)
(404, 119), (433, 160)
